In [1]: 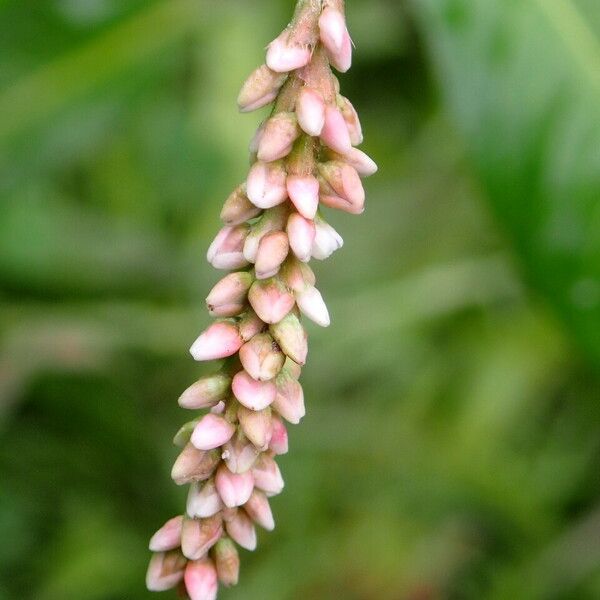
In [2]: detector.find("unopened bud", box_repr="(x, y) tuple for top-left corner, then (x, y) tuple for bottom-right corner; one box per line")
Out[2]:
(246, 160), (288, 209)
(173, 419), (200, 448)
(190, 321), (243, 362)
(149, 515), (183, 553)
(287, 212), (316, 262)
(266, 29), (312, 73)
(214, 538), (240, 587)
(337, 95), (363, 145)
(252, 454), (285, 496)
(321, 105), (352, 154)
(181, 514), (223, 561)
(239, 332), (286, 381)
(222, 434), (259, 473)
(207, 225), (250, 270)
(319, 7), (352, 73)
(284, 356), (302, 379)
(343, 147), (378, 177)
(146, 550), (186, 592)
(295, 285), (331, 327)
(248, 278), (295, 324)
(318, 160), (365, 213)
(280, 257), (316, 292)
(269, 416), (289, 455)
(257, 112), (300, 162)
(244, 489), (275, 531)
(286, 173), (320, 219)
(243, 204), (289, 262)
(237, 64), (287, 112)
(220, 184), (263, 225)
(255, 231), (290, 279)
(224, 509), (257, 551)
(190, 414), (236, 451)
(184, 558), (218, 600)
(179, 373), (231, 410)
(215, 463), (255, 508)
(296, 87), (326, 136)
(238, 405), (273, 450)
(269, 311), (308, 365)
(186, 480), (223, 519)
(274, 369), (306, 424)
(238, 309), (266, 342)
(232, 369), (277, 410)
(311, 214), (344, 260)
(206, 272), (253, 318)
(171, 444), (221, 486)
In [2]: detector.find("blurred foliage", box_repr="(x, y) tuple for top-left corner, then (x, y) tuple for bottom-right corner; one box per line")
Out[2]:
(0, 1), (599, 599)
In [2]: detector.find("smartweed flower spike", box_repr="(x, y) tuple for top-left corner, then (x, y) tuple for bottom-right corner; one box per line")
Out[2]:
(147, 1), (377, 596)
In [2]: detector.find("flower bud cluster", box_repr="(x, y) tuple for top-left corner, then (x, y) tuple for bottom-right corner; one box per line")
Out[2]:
(147, 1), (376, 597)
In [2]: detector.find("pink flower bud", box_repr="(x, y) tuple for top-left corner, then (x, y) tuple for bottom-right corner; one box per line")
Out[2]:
(224, 509), (257, 551)
(222, 435), (259, 473)
(237, 64), (287, 112)
(184, 558), (218, 600)
(220, 184), (262, 225)
(269, 416), (289, 455)
(215, 463), (255, 508)
(318, 160), (365, 213)
(178, 373), (231, 410)
(149, 515), (183, 553)
(311, 214), (344, 260)
(243, 204), (289, 262)
(319, 8), (352, 72)
(181, 514), (223, 561)
(238, 406), (273, 450)
(146, 550), (186, 592)
(189, 321), (243, 362)
(255, 231), (290, 279)
(286, 173), (320, 219)
(244, 489), (275, 531)
(343, 147), (378, 177)
(206, 225), (250, 270)
(214, 538), (240, 587)
(210, 401), (226, 415)
(280, 257), (316, 292)
(266, 30), (312, 73)
(337, 95), (363, 145)
(232, 369), (277, 410)
(287, 212), (316, 263)
(320, 105), (352, 155)
(257, 112), (300, 162)
(239, 332), (286, 381)
(206, 272), (253, 318)
(248, 278), (295, 324)
(295, 285), (331, 327)
(273, 370), (305, 424)
(186, 480), (223, 519)
(269, 311), (308, 365)
(171, 444), (221, 486)
(238, 309), (266, 342)
(246, 160), (288, 209)
(190, 414), (236, 451)
(296, 87), (326, 136)
(252, 454), (285, 496)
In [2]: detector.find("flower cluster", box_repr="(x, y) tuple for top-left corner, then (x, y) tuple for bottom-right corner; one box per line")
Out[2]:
(146, 1), (376, 597)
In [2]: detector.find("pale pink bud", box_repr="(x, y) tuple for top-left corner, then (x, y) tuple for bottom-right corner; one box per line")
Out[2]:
(257, 112), (300, 162)
(178, 373), (231, 410)
(244, 489), (275, 531)
(210, 401), (226, 415)
(252, 454), (285, 496)
(343, 147), (378, 177)
(220, 184), (262, 225)
(186, 480), (223, 519)
(337, 95), (363, 145)
(269, 416), (289, 455)
(319, 7), (352, 72)
(172, 445), (221, 486)
(311, 214), (344, 260)
(181, 515), (223, 561)
(280, 257), (316, 293)
(238, 309), (266, 342)
(149, 515), (183, 553)
(190, 414), (236, 451)
(232, 369), (277, 410)
(189, 321), (243, 362)
(296, 87), (326, 136)
(224, 509), (257, 551)
(295, 285), (331, 327)
(286, 173), (320, 219)
(206, 272), (253, 318)
(255, 231), (290, 279)
(146, 550), (186, 592)
(246, 160), (288, 209)
(214, 538), (240, 587)
(206, 225), (250, 270)
(184, 558), (218, 600)
(222, 435), (259, 473)
(320, 105), (352, 155)
(238, 406), (273, 450)
(243, 204), (289, 262)
(237, 64), (287, 112)
(266, 30), (312, 73)
(269, 311), (308, 365)
(287, 212), (316, 263)
(239, 332), (286, 381)
(248, 278), (295, 324)
(274, 369), (305, 424)
(215, 463), (255, 508)
(318, 161), (365, 213)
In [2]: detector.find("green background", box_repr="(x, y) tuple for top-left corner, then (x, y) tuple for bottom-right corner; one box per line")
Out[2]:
(1, 0), (599, 598)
